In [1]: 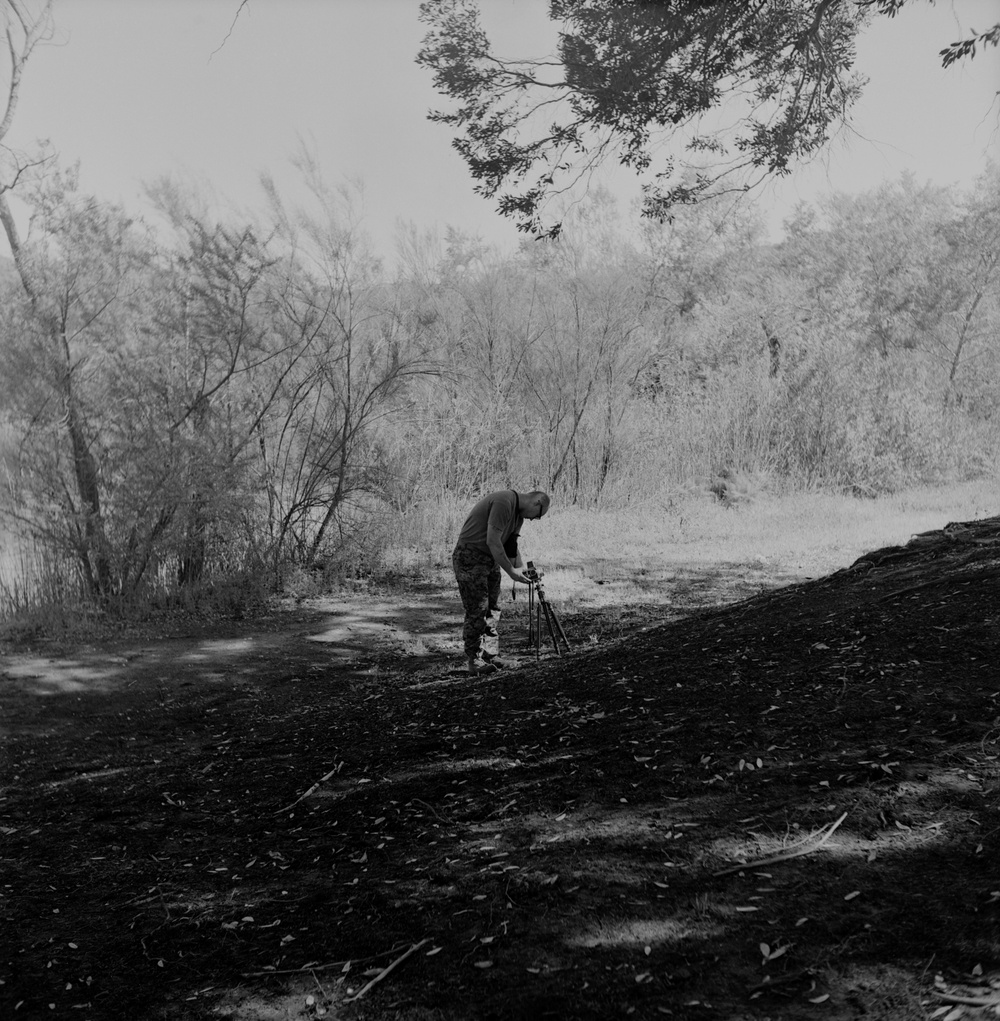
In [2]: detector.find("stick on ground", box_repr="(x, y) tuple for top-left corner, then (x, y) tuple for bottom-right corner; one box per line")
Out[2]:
(346, 938), (431, 1002)
(274, 765), (340, 815)
(714, 812), (848, 876)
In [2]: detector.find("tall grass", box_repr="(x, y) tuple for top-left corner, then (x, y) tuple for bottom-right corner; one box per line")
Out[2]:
(0, 529), (88, 633)
(384, 479), (1000, 580)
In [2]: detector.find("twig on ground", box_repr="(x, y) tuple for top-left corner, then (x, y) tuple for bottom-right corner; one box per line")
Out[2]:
(274, 764), (341, 815)
(487, 798), (517, 818)
(932, 991), (1000, 1007)
(412, 798), (453, 824)
(241, 943), (411, 977)
(345, 939), (430, 1002)
(311, 972), (330, 1001)
(714, 812), (848, 876)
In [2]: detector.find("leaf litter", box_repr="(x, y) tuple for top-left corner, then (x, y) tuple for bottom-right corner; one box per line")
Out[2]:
(0, 519), (999, 1018)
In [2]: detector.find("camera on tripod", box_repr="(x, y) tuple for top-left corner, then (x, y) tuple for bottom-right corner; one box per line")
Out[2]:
(523, 560), (570, 658)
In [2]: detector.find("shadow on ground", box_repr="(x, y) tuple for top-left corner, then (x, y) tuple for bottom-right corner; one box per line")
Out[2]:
(1, 523), (999, 1020)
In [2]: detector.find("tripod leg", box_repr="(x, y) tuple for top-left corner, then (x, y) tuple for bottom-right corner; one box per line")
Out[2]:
(539, 597), (561, 656)
(549, 605), (571, 654)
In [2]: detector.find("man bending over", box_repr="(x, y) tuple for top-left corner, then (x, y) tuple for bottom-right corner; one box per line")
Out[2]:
(452, 489), (550, 676)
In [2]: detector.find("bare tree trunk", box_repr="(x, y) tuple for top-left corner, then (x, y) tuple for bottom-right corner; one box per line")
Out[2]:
(948, 249), (998, 390)
(2, 191), (113, 596)
(759, 316), (781, 378)
(178, 395), (211, 587)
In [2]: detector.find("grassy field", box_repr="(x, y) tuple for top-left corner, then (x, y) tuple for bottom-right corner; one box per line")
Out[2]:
(385, 479), (1000, 616)
(526, 479), (1000, 573)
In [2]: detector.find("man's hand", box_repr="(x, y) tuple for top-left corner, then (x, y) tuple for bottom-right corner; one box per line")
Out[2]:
(509, 571), (531, 585)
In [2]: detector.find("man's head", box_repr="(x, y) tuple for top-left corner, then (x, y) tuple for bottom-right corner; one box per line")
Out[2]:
(520, 491), (550, 521)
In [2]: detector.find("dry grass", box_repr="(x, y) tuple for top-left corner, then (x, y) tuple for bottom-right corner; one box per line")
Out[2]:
(529, 479), (1000, 577)
(413, 479), (1000, 612)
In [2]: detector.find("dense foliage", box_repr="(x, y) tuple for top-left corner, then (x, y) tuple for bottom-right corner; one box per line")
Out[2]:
(1, 163), (998, 608)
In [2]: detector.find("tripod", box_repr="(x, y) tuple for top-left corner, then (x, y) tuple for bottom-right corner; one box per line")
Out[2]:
(525, 561), (570, 659)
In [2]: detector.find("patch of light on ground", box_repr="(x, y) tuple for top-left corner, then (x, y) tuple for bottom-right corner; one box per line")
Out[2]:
(566, 915), (720, 949)
(1, 657), (122, 694)
(181, 638), (256, 659)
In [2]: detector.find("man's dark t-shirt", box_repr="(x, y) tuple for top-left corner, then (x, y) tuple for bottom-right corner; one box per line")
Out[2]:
(455, 490), (521, 560)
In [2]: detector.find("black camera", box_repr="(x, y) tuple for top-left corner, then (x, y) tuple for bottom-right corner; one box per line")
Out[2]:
(525, 560), (540, 581)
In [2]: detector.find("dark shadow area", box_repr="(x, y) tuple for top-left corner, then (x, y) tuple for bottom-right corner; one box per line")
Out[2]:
(1, 519), (999, 1019)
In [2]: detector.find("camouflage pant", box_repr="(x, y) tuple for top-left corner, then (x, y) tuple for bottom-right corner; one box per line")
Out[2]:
(452, 544), (501, 659)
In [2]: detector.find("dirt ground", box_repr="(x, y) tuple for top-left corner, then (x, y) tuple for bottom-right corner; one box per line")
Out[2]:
(1, 518), (998, 1021)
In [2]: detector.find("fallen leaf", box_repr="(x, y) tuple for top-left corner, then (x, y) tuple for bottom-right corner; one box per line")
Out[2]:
(474, 960), (493, 969)
(844, 890), (861, 901)
(426, 947), (442, 956)
(809, 993), (830, 1003)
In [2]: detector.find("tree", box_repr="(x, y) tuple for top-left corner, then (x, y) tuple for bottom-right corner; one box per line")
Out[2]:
(0, 163), (170, 598)
(933, 165), (1000, 405)
(418, 0), (999, 238)
(253, 160), (438, 569)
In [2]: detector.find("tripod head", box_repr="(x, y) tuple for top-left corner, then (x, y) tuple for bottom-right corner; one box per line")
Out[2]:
(525, 560), (551, 601)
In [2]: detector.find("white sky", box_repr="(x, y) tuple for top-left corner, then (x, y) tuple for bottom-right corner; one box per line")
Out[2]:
(2, 0), (998, 260)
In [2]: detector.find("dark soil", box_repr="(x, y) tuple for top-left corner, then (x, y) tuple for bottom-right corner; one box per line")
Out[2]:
(1, 519), (998, 1021)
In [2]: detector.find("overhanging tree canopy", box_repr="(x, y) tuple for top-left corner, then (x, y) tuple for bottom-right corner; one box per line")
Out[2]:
(417, 0), (998, 238)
